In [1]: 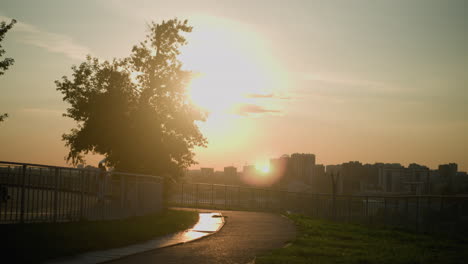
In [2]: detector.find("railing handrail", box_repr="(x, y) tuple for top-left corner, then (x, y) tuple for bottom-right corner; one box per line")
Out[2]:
(0, 160), (97, 172)
(111, 171), (163, 180)
(176, 182), (468, 199)
(0, 161), (163, 180)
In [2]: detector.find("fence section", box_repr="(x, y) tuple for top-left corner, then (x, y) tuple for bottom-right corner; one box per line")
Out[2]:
(168, 182), (468, 235)
(0, 161), (163, 224)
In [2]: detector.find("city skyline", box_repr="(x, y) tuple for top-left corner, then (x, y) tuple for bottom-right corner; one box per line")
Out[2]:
(0, 0), (467, 171)
(191, 153), (464, 173)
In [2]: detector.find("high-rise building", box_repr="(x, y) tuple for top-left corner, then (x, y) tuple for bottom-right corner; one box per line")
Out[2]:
(269, 153), (316, 185)
(439, 163), (458, 193)
(340, 161), (365, 194)
(289, 153), (316, 183)
(224, 166), (238, 184)
(270, 155), (290, 185)
(310, 164), (329, 193)
(404, 163), (430, 194)
(200, 167), (214, 178)
(242, 165), (255, 175)
(377, 163), (404, 193)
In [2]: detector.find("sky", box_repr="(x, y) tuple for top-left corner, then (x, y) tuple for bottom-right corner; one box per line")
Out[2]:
(0, 0), (467, 171)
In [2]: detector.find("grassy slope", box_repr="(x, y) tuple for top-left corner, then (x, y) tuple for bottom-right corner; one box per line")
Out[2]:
(1, 209), (198, 263)
(257, 214), (468, 264)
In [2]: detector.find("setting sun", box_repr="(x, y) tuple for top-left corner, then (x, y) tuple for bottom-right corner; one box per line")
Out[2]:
(255, 160), (270, 174)
(180, 15), (288, 115)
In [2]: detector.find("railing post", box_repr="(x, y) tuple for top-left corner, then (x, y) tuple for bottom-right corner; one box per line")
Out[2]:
(416, 196), (420, 231)
(426, 196), (432, 233)
(19, 164), (27, 224)
(79, 170), (84, 220)
(211, 184), (214, 206)
(439, 195), (444, 230)
(347, 196), (352, 223)
(195, 183), (199, 207)
(267, 189), (270, 210)
(53, 167), (59, 223)
(364, 196), (368, 217)
(315, 194), (319, 217)
(384, 196), (387, 226)
(180, 183), (184, 205)
(452, 197), (457, 235)
(135, 176), (140, 216)
(251, 188), (254, 209)
(405, 197), (409, 228)
(237, 186), (240, 208)
(120, 172), (124, 209)
(366, 196), (370, 225)
(224, 185), (227, 209)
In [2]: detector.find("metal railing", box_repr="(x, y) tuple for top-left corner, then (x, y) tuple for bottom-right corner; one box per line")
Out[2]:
(0, 161), (164, 224)
(168, 182), (468, 235)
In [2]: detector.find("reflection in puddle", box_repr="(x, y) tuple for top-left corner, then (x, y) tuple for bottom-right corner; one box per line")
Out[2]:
(191, 213), (223, 232)
(181, 230), (209, 241)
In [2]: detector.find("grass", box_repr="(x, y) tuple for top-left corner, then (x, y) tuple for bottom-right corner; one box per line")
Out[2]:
(256, 214), (468, 264)
(1, 209), (198, 263)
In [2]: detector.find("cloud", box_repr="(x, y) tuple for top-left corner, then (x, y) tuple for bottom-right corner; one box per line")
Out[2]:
(246, 93), (274, 98)
(292, 71), (414, 103)
(300, 72), (390, 89)
(232, 103), (281, 117)
(245, 93), (292, 100)
(0, 15), (91, 60)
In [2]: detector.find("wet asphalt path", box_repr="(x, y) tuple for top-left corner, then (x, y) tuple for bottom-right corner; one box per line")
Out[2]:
(107, 209), (296, 264)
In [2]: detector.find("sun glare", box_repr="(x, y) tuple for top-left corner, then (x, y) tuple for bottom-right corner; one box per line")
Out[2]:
(180, 16), (287, 115)
(255, 160), (270, 174)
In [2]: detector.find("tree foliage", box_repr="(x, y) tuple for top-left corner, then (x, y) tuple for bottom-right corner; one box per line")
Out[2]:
(0, 19), (16, 123)
(56, 19), (207, 176)
(0, 19), (16, 75)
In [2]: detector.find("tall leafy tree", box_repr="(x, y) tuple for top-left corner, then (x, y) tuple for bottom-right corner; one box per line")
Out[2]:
(0, 19), (16, 123)
(56, 19), (207, 176)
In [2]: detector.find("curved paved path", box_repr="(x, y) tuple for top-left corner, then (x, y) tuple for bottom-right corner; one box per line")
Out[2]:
(108, 209), (296, 264)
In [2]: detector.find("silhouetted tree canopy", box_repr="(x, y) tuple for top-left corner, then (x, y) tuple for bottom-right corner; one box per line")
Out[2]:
(0, 19), (16, 123)
(56, 19), (207, 176)
(0, 19), (15, 76)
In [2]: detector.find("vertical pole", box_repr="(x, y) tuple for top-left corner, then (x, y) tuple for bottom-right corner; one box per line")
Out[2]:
(79, 170), (84, 220)
(416, 196), (420, 231)
(384, 196), (387, 226)
(366, 196), (369, 225)
(224, 185), (227, 209)
(451, 197), (456, 235)
(427, 196), (432, 233)
(67, 168), (72, 220)
(348, 196), (352, 223)
(135, 176), (140, 217)
(211, 184), (214, 206)
(39, 168), (44, 222)
(180, 183), (184, 205)
(19, 164), (27, 224)
(120, 174), (126, 218)
(315, 194), (319, 217)
(237, 186), (240, 208)
(440, 196), (444, 211)
(195, 183), (199, 207)
(439, 196), (444, 232)
(405, 197), (409, 228)
(251, 188), (254, 209)
(53, 167), (59, 223)
(267, 189), (270, 210)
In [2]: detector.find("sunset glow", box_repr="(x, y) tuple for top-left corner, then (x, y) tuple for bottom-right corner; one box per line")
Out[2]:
(0, 1), (466, 173)
(255, 160), (271, 174)
(182, 16), (287, 116)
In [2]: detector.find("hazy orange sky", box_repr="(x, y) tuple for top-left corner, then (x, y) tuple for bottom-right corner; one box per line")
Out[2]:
(0, 0), (467, 171)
